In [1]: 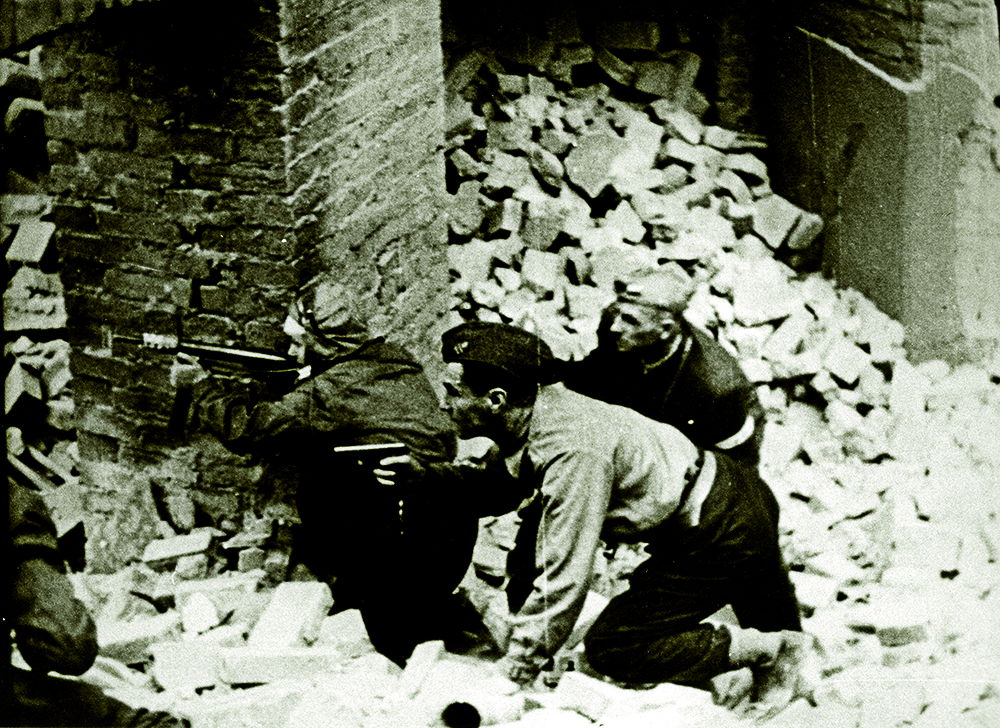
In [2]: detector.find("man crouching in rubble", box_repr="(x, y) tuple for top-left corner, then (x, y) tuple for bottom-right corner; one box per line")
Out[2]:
(561, 265), (764, 467)
(434, 321), (816, 718)
(7, 482), (188, 727)
(169, 277), (484, 666)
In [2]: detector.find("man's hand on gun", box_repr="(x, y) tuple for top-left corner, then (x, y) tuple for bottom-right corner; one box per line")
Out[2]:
(373, 454), (426, 487)
(169, 352), (209, 389)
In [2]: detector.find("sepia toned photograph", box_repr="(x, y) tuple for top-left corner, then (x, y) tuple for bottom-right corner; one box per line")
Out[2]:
(3, 1), (999, 726)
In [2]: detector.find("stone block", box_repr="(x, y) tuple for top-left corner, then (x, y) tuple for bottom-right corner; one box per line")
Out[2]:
(723, 153), (769, 183)
(150, 641), (222, 691)
(564, 133), (627, 199)
(847, 593), (930, 647)
(715, 169), (754, 205)
(485, 198), (524, 236)
(631, 190), (688, 226)
(633, 61), (676, 98)
(823, 335), (871, 385)
(803, 552), (867, 585)
(6, 220), (56, 264)
(587, 245), (654, 290)
(248, 581), (332, 649)
(539, 127), (573, 156)
(97, 611), (182, 665)
(182, 592), (221, 635)
(175, 681), (304, 727)
(528, 145), (565, 190)
(565, 284), (614, 322)
(762, 309), (815, 365)
(487, 118), (533, 153)
(483, 152), (533, 193)
(238, 547), (267, 572)
(448, 240), (497, 286)
(702, 125), (739, 149)
(174, 553), (208, 580)
(603, 201), (645, 243)
(787, 210), (824, 250)
(449, 181), (485, 237)
(394, 640), (445, 700)
(449, 149), (487, 179)
(658, 108), (702, 145)
(220, 646), (347, 684)
(552, 671), (612, 720)
(661, 138), (703, 166)
(789, 571), (839, 612)
(753, 194), (804, 249)
(5, 362), (43, 414)
(316, 609), (375, 658)
(471, 280), (505, 308)
(520, 249), (564, 295)
(515, 94), (549, 125)
(141, 529), (214, 566)
(521, 201), (564, 251)
(732, 263), (800, 325)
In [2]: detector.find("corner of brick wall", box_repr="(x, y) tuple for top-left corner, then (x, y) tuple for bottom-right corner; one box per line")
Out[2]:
(278, 0), (451, 373)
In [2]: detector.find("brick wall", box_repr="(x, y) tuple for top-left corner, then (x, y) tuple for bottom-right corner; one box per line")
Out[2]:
(792, 0), (927, 80)
(792, 0), (999, 83)
(41, 0), (451, 570)
(277, 0), (451, 367)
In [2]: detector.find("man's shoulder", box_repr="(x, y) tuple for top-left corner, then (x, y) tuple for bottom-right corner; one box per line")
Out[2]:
(681, 324), (750, 391)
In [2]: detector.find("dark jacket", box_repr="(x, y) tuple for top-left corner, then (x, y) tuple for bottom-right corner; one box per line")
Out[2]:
(561, 320), (764, 464)
(8, 482), (97, 677)
(190, 338), (487, 581)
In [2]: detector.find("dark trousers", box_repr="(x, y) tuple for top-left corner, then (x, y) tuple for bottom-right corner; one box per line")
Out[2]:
(9, 669), (185, 727)
(584, 453), (801, 686)
(296, 479), (479, 666)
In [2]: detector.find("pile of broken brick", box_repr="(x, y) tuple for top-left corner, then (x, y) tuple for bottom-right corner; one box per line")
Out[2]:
(438, 38), (1000, 728)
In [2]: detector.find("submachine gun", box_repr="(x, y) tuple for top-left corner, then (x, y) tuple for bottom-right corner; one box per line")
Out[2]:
(111, 332), (301, 438)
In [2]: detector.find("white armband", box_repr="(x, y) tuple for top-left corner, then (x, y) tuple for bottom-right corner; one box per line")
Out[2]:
(715, 415), (755, 450)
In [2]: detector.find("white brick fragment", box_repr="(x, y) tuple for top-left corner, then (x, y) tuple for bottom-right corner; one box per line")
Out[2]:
(247, 581), (332, 649)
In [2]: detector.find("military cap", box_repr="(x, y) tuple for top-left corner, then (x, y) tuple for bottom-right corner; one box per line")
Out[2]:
(290, 278), (367, 345)
(615, 265), (695, 312)
(442, 321), (555, 382)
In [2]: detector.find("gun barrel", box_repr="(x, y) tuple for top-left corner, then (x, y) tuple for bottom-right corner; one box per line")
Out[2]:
(113, 335), (298, 372)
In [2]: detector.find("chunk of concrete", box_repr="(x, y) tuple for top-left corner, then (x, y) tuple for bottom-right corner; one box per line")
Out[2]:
(220, 645), (347, 684)
(564, 134), (627, 199)
(141, 529), (214, 565)
(97, 611), (182, 665)
(521, 249), (565, 295)
(316, 609), (375, 658)
(6, 219), (56, 264)
(248, 581), (333, 648)
(150, 641), (222, 691)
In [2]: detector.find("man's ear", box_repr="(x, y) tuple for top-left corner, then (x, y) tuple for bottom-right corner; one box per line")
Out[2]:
(486, 387), (509, 411)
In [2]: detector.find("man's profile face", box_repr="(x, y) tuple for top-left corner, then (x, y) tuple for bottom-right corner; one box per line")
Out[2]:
(607, 301), (676, 354)
(441, 363), (494, 439)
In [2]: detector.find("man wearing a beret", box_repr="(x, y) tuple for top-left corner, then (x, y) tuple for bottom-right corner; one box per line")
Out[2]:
(437, 321), (813, 718)
(170, 278), (486, 666)
(561, 266), (764, 466)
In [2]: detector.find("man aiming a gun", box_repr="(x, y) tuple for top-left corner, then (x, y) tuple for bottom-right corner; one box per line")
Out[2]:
(436, 322), (814, 719)
(169, 278), (484, 666)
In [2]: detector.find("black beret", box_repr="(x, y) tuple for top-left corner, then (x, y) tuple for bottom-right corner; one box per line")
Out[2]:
(442, 321), (555, 383)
